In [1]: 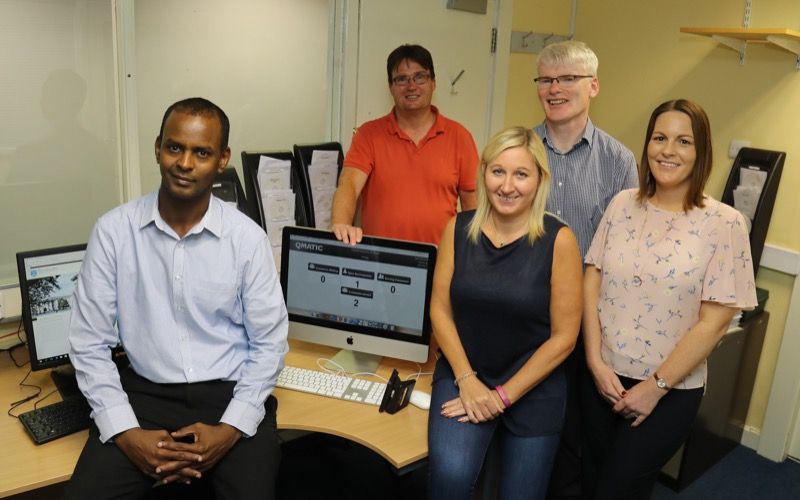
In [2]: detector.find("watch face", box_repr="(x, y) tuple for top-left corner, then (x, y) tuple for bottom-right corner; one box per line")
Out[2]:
(657, 378), (667, 389)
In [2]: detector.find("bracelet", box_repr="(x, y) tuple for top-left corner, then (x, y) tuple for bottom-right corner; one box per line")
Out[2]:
(453, 370), (477, 387)
(495, 385), (512, 408)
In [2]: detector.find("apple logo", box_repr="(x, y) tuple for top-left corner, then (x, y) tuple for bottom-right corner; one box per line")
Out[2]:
(346, 336), (354, 345)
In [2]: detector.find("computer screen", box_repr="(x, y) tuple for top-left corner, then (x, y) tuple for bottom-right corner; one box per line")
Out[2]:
(16, 244), (86, 371)
(280, 227), (436, 368)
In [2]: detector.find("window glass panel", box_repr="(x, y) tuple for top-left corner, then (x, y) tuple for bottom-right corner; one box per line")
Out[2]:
(0, 0), (121, 284)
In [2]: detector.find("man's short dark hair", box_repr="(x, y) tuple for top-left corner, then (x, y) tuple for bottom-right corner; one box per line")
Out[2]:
(158, 97), (230, 150)
(386, 44), (435, 84)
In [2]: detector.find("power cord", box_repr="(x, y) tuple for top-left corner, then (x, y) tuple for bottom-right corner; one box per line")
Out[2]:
(0, 318), (26, 360)
(7, 368), (41, 418)
(314, 357), (432, 383)
(34, 389), (58, 409)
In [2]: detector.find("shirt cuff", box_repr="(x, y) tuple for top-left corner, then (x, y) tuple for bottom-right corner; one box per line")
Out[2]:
(93, 403), (140, 443)
(220, 398), (265, 438)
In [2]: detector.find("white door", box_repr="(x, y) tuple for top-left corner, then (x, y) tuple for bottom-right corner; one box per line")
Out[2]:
(339, 0), (509, 152)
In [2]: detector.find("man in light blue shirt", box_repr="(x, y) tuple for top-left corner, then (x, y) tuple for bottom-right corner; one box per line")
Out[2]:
(532, 41), (637, 499)
(66, 97), (288, 500)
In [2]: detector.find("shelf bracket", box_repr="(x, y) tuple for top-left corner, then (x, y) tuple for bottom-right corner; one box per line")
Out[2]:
(712, 35), (747, 65)
(765, 35), (800, 69)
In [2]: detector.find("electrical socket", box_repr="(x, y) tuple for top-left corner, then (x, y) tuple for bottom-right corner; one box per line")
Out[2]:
(729, 139), (751, 159)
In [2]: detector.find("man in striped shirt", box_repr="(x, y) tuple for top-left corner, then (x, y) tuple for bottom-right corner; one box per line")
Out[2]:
(532, 41), (637, 258)
(532, 41), (637, 500)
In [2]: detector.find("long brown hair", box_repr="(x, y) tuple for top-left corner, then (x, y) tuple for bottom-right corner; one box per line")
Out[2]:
(637, 99), (712, 210)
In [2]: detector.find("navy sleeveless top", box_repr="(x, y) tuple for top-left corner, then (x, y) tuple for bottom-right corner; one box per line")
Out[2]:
(435, 210), (568, 436)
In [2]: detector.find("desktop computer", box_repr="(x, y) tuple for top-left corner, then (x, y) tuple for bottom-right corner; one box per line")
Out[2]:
(280, 226), (437, 373)
(16, 244), (93, 443)
(16, 243), (87, 397)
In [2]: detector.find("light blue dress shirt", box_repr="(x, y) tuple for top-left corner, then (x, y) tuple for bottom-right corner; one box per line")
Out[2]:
(534, 119), (638, 257)
(69, 192), (288, 443)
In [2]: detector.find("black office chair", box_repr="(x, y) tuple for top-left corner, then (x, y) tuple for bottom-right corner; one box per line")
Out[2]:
(292, 142), (344, 228)
(240, 151), (311, 230)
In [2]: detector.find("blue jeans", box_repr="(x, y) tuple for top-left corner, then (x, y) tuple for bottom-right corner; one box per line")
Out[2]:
(427, 373), (560, 500)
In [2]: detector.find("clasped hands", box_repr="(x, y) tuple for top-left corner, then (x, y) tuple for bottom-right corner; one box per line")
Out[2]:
(441, 376), (505, 424)
(115, 422), (241, 485)
(590, 361), (664, 427)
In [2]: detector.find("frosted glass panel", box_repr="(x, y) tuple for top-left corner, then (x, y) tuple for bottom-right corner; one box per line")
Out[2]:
(134, 0), (331, 193)
(0, 0), (121, 284)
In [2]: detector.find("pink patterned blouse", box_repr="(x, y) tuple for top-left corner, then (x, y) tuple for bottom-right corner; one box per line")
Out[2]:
(585, 189), (758, 389)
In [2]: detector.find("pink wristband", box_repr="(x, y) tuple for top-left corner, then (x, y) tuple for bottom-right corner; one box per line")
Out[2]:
(495, 385), (512, 408)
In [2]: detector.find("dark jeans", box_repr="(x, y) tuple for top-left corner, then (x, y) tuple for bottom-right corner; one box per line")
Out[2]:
(428, 371), (560, 500)
(581, 371), (703, 500)
(65, 368), (280, 500)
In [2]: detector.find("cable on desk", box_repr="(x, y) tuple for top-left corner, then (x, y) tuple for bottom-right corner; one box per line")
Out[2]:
(34, 389), (58, 409)
(8, 344), (31, 368)
(7, 342), (28, 368)
(313, 356), (432, 383)
(7, 368), (42, 418)
(0, 318), (26, 361)
(404, 363), (433, 382)
(314, 357), (389, 383)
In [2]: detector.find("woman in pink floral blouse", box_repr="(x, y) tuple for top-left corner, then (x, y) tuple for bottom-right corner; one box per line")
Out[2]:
(581, 99), (758, 500)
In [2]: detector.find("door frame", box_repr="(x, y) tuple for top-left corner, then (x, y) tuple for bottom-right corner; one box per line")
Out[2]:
(330, 0), (512, 151)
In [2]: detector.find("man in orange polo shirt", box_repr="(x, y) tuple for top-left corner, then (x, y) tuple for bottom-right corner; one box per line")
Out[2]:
(332, 44), (478, 246)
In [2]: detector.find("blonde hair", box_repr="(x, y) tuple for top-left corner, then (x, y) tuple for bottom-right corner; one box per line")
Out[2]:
(537, 40), (599, 75)
(467, 127), (551, 244)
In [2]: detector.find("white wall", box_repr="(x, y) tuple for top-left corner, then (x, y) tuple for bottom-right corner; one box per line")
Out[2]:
(133, 0), (332, 193)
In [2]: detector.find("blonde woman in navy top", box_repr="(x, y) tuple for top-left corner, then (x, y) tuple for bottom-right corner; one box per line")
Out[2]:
(427, 126), (583, 500)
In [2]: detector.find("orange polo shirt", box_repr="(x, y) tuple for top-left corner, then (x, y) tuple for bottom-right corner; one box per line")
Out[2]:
(344, 107), (478, 245)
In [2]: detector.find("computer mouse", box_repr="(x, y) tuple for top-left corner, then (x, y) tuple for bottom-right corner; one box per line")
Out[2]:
(409, 390), (431, 410)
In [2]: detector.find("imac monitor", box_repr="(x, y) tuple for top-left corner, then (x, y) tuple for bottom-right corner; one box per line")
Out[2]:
(280, 227), (436, 372)
(16, 244), (86, 397)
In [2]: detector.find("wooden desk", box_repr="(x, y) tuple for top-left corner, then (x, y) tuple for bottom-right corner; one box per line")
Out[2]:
(0, 349), (86, 498)
(277, 340), (432, 472)
(0, 340), (432, 497)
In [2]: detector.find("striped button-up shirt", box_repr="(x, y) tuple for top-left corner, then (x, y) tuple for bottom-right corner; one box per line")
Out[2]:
(534, 119), (638, 257)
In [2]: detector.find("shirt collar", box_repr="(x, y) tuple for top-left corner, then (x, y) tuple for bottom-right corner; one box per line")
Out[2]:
(386, 105), (445, 141)
(139, 191), (223, 239)
(539, 118), (596, 154)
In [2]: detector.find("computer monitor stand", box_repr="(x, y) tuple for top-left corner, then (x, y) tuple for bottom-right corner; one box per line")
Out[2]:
(324, 349), (382, 374)
(50, 365), (82, 400)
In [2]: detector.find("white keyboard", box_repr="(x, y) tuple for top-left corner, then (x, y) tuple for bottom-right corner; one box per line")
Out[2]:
(276, 366), (387, 406)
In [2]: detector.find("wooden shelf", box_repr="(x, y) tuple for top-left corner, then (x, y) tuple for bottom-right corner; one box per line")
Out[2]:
(680, 27), (800, 67)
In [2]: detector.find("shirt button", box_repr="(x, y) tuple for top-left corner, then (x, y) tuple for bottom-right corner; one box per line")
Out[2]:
(188, 367), (193, 373)
(557, 210), (562, 215)
(558, 182), (563, 186)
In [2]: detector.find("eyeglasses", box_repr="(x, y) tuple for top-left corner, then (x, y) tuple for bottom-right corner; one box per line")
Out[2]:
(392, 72), (431, 86)
(532, 74), (593, 88)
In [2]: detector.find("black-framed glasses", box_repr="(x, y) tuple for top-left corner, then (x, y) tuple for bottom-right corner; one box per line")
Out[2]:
(392, 72), (431, 86)
(532, 74), (593, 88)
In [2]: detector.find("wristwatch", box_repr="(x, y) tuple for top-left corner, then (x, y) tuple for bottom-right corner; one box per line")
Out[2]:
(654, 372), (670, 391)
